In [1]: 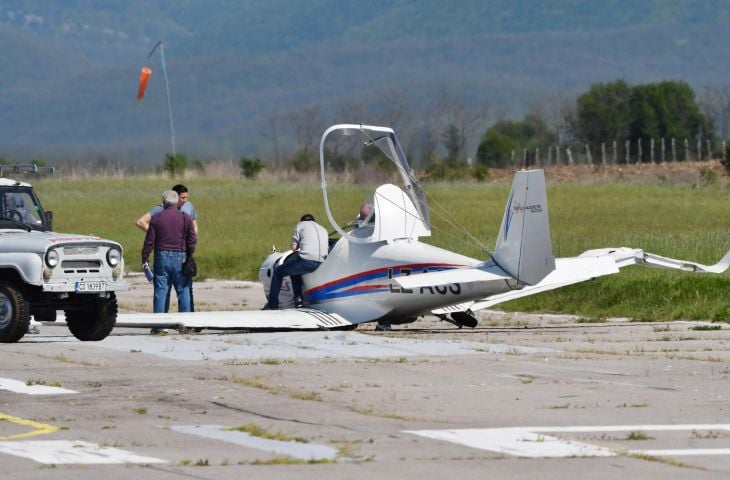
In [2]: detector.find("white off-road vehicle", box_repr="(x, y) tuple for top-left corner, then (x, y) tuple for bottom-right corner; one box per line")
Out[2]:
(0, 165), (127, 343)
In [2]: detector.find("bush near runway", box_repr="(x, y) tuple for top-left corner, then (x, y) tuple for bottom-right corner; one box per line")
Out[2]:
(30, 171), (730, 323)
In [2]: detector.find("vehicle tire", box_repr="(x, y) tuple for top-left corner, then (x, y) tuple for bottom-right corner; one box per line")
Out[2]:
(65, 293), (117, 341)
(34, 309), (57, 323)
(0, 283), (30, 343)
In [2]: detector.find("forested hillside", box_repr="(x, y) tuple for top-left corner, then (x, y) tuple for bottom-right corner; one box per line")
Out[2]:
(2, 1), (730, 167)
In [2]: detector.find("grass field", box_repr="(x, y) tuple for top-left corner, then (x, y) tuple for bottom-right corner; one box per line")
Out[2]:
(30, 175), (730, 322)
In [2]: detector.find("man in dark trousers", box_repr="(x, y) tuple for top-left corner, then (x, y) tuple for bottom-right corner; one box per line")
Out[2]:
(265, 213), (328, 309)
(142, 190), (197, 328)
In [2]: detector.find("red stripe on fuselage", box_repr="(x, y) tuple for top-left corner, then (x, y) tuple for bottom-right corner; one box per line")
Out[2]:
(344, 284), (388, 292)
(305, 262), (466, 294)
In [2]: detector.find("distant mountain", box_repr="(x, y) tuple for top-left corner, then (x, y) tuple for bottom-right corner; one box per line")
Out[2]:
(2, 0), (730, 166)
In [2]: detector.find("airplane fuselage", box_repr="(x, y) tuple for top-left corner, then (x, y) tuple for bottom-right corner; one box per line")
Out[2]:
(261, 236), (515, 325)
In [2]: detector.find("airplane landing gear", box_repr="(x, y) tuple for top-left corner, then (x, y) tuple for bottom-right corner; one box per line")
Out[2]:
(439, 311), (478, 329)
(375, 321), (392, 331)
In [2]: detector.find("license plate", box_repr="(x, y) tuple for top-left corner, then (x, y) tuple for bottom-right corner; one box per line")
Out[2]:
(75, 281), (107, 292)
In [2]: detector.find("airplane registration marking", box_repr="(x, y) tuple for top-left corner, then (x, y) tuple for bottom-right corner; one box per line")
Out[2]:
(0, 377), (77, 395)
(307, 263), (465, 301)
(0, 440), (167, 464)
(0, 412), (58, 441)
(406, 424), (730, 458)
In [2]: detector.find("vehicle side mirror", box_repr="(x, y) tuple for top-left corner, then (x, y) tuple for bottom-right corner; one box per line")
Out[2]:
(44, 211), (53, 231)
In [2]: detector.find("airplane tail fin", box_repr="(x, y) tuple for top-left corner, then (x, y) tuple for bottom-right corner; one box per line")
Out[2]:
(492, 169), (555, 286)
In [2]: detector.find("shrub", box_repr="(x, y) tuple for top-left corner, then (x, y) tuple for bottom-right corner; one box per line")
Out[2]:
(722, 144), (730, 176)
(240, 156), (263, 179)
(289, 148), (318, 172)
(471, 165), (489, 182)
(163, 152), (187, 177)
(425, 161), (469, 181)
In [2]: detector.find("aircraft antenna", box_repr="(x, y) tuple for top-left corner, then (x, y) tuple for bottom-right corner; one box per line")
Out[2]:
(424, 190), (492, 254)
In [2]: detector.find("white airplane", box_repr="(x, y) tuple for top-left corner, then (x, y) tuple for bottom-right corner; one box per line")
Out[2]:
(111, 124), (730, 333)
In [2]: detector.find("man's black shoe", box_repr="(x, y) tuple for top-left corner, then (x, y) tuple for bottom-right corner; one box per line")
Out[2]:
(294, 299), (304, 309)
(262, 303), (278, 310)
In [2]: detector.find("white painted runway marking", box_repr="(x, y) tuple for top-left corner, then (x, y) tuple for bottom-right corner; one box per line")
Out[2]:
(0, 377), (76, 395)
(406, 424), (730, 458)
(0, 440), (167, 464)
(173, 425), (339, 461)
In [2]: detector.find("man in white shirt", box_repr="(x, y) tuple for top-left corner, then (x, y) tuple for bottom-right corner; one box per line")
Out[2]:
(265, 213), (328, 309)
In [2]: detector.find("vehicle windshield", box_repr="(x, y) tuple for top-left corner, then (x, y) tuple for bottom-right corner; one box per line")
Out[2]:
(319, 124), (430, 242)
(0, 187), (46, 230)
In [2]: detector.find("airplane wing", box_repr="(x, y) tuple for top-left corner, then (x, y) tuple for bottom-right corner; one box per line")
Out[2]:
(49, 309), (353, 331)
(431, 247), (730, 315)
(585, 247), (730, 273)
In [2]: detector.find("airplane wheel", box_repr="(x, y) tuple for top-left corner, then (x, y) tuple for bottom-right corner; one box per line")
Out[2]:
(450, 311), (478, 328)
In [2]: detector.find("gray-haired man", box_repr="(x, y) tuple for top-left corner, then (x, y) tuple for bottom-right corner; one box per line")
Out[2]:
(142, 190), (197, 317)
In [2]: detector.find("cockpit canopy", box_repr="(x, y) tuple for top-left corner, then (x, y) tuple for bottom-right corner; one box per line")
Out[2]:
(319, 124), (431, 243)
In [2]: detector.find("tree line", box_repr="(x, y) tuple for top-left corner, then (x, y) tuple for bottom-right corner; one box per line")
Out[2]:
(478, 80), (717, 169)
(155, 79), (728, 180)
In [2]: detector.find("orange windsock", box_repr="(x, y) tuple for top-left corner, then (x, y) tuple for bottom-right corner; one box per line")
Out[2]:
(136, 66), (152, 101)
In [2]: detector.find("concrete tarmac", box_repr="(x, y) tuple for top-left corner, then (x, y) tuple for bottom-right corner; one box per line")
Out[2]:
(2, 277), (730, 479)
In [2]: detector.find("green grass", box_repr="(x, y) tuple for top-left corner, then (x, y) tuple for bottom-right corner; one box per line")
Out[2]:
(691, 324), (722, 331)
(223, 423), (308, 443)
(30, 176), (730, 322)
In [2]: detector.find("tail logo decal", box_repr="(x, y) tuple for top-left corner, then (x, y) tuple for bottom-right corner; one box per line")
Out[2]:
(504, 191), (515, 240)
(504, 190), (543, 241)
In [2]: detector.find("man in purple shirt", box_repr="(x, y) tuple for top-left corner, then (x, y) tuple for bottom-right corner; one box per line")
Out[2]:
(142, 190), (197, 316)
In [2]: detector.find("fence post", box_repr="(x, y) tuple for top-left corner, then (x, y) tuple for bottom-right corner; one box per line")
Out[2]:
(706, 139), (711, 160)
(684, 138), (689, 162)
(567, 146), (573, 165)
(672, 138), (676, 162)
(556, 145), (561, 165)
(625, 139), (630, 164)
(601, 143), (606, 165)
(586, 144), (592, 165)
(650, 138), (654, 164)
(637, 139), (642, 165)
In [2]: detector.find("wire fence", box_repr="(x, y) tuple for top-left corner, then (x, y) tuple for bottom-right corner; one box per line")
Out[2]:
(517, 138), (725, 168)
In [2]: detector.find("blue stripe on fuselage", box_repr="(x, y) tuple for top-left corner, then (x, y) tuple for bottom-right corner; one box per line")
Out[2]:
(306, 264), (459, 302)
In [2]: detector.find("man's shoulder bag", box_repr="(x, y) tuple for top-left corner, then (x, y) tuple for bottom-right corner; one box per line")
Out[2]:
(183, 255), (197, 278)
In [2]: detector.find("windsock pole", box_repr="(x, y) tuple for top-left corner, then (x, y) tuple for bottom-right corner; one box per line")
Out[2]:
(148, 41), (176, 157)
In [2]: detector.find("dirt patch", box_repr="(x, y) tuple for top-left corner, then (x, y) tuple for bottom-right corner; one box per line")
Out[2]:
(116, 275), (265, 313)
(488, 159), (726, 185)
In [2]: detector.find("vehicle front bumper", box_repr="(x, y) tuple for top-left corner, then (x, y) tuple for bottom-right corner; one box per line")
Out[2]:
(42, 280), (129, 293)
